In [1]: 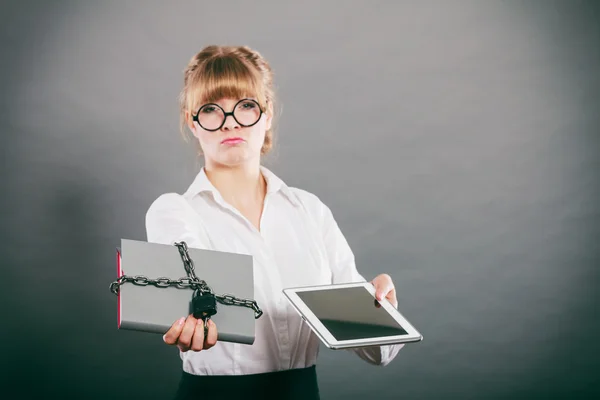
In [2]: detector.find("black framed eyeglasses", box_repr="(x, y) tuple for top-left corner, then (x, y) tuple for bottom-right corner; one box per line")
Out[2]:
(192, 98), (264, 132)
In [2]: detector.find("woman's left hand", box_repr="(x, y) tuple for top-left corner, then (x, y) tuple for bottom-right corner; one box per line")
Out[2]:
(371, 273), (398, 308)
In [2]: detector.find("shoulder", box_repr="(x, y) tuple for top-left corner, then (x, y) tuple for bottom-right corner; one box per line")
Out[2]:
(147, 192), (187, 212)
(144, 192), (208, 246)
(145, 192), (192, 224)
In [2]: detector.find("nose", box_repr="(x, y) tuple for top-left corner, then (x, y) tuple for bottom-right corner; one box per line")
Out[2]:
(222, 112), (240, 131)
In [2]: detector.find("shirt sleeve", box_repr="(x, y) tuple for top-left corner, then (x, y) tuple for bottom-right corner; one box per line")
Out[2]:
(145, 193), (212, 249)
(319, 200), (404, 367)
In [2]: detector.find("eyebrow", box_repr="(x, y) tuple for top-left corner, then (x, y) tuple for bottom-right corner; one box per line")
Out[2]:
(201, 97), (258, 106)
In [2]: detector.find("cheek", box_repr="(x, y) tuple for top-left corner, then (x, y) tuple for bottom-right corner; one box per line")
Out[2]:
(193, 131), (218, 154)
(190, 125), (201, 140)
(195, 129), (215, 146)
(250, 128), (266, 148)
(253, 120), (268, 140)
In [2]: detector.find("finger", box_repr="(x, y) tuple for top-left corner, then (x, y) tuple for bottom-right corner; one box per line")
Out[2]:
(163, 317), (186, 345)
(388, 289), (399, 308)
(177, 315), (198, 352)
(375, 281), (394, 301)
(384, 286), (396, 298)
(204, 319), (219, 349)
(190, 319), (205, 352)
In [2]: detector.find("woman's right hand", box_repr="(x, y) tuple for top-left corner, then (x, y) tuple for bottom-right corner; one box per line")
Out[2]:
(163, 314), (218, 352)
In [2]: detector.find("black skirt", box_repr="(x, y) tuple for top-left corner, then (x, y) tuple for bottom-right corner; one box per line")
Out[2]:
(174, 365), (321, 400)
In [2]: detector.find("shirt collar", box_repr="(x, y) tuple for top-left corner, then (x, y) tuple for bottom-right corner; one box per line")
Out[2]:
(183, 165), (300, 207)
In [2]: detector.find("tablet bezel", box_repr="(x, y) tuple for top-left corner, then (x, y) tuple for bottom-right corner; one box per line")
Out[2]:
(283, 282), (423, 349)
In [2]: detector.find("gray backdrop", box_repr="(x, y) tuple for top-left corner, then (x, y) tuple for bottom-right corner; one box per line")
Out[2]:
(1, 1), (598, 399)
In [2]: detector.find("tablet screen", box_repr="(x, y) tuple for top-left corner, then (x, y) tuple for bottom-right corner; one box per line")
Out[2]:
(296, 285), (408, 341)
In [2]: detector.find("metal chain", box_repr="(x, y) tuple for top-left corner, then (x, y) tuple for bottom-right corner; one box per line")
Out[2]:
(109, 241), (263, 319)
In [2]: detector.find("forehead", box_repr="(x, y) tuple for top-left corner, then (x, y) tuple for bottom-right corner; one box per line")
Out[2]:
(201, 96), (256, 107)
(187, 58), (264, 111)
(189, 84), (263, 112)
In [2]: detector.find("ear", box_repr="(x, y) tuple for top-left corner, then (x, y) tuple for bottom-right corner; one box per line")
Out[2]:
(186, 111), (199, 138)
(265, 101), (274, 131)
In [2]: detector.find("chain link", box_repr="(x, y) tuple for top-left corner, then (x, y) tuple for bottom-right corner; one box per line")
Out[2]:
(216, 294), (264, 319)
(110, 241), (263, 319)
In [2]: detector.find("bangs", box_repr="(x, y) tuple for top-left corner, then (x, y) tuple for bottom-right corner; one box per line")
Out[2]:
(186, 55), (266, 112)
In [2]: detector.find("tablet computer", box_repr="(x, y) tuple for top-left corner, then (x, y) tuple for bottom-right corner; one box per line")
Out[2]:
(115, 239), (258, 345)
(283, 282), (423, 349)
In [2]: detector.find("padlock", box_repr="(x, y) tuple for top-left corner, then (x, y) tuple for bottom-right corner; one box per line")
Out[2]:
(191, 290), (218, 320)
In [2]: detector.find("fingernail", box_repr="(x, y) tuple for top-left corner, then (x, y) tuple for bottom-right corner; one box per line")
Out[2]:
(162, 334), (166, 341)
(178, 317), (185, 325)
(197, 318), (203, 325)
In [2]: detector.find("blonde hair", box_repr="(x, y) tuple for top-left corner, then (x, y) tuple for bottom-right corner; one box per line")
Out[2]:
(179, 45), (276, 155)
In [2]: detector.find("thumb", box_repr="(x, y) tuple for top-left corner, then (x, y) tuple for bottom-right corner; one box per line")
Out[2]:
(371, 280), (385, 300)
(373, 276), (394, 301)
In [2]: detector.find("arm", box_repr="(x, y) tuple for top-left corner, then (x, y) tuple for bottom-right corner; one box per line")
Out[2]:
(320, 201), (404, 367)
(145, 193), (219, 352)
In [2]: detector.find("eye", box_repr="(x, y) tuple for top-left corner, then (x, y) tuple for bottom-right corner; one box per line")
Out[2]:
(240, 101), (257, 109)
(201, 105), (217, 114)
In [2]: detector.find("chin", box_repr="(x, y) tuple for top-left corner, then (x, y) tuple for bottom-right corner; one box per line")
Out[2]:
(217, 152), (256, 167)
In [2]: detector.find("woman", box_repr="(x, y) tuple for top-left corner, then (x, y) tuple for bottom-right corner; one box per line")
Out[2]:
(145, 45), (404, 399)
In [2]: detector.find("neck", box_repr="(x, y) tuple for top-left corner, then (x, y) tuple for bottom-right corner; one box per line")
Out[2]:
(204, 161), (266, 208)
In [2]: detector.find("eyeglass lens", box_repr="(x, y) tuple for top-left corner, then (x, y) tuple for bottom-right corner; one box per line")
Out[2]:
(197, 100), (261, 130)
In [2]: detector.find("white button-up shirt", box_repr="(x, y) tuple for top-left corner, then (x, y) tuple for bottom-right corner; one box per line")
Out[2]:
(145, 166), (404, 376)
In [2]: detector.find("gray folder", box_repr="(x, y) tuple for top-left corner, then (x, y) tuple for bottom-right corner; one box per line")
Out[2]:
(115, 238), (257, 345)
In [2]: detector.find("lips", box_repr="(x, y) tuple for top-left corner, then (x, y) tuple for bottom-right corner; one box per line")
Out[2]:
(221, 137), (245, 144)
